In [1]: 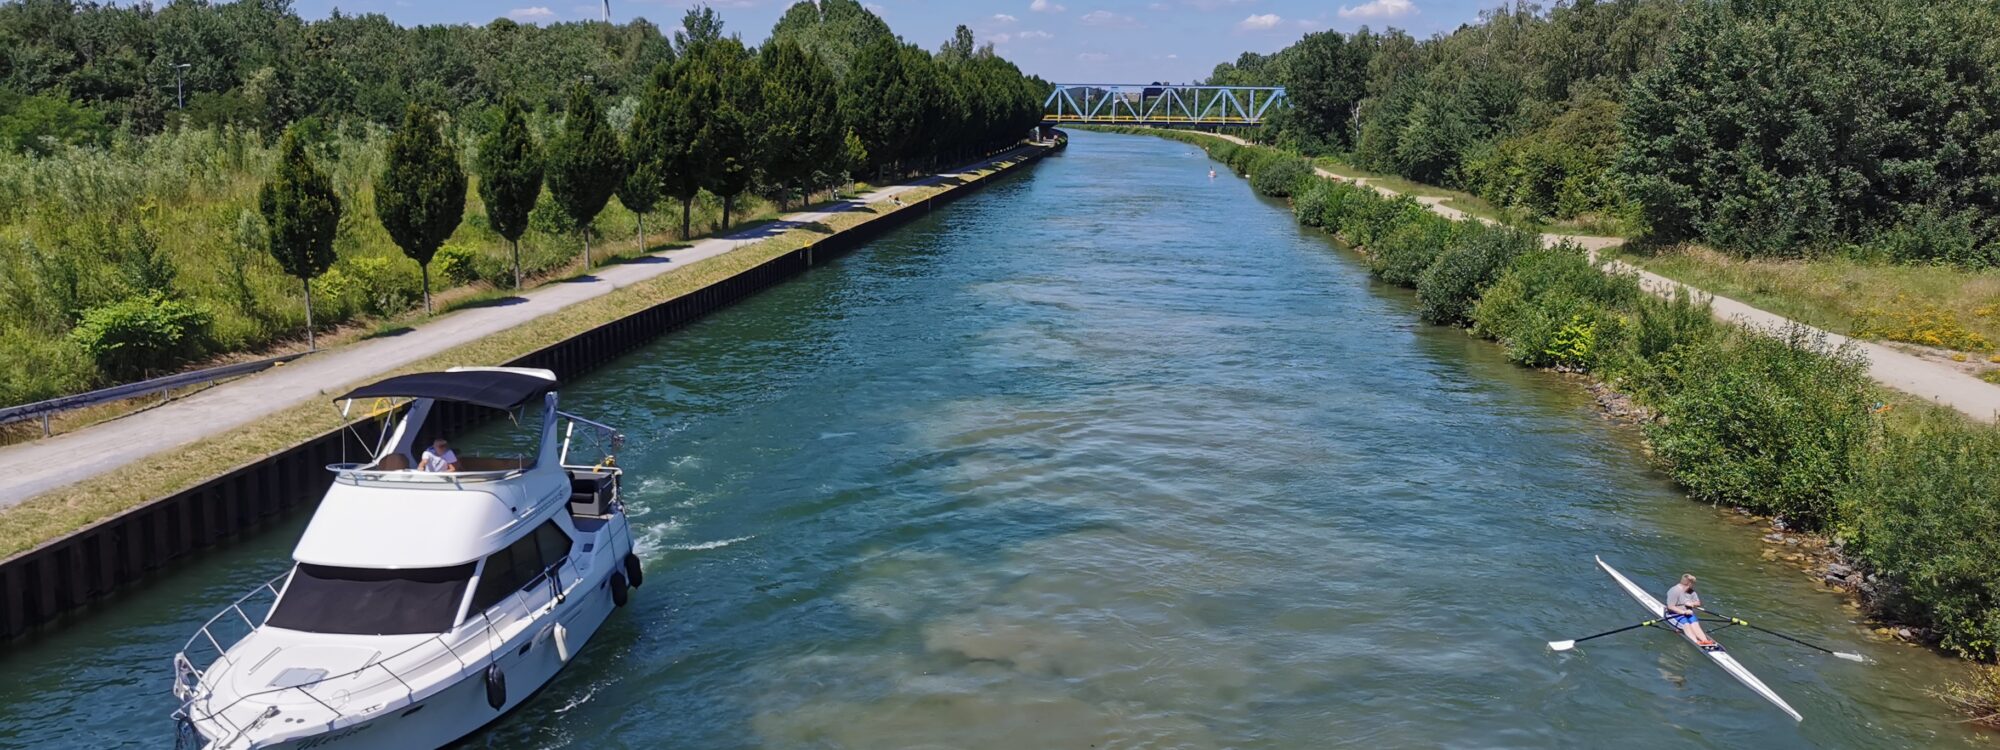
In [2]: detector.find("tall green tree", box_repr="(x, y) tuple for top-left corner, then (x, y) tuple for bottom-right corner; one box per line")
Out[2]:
(694, 38), (762, 228)
(257, 127), (342, 350)
(759, 39), (841, 208)
(617, 150), (661, 253)
(837, 127), (868, 196)
(633, 62), (705, 240)
(767, 0), (894, 80)
(544, 83), (623, 270)
(842, 36), (910, 175)
(375, 104), (466, 314)
(475, 95), (542, 290)
(1279, 31), (1371, 153)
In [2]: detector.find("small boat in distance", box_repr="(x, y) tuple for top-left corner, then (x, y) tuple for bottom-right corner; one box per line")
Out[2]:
(1595, 556), (1803, 722)
(172, 367), (644, 749)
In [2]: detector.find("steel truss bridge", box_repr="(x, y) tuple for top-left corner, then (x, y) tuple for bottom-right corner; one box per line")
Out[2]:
(1042, 83), (1287, 127)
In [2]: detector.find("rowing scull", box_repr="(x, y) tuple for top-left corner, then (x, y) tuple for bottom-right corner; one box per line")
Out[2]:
(1595, 555), (1804, 722)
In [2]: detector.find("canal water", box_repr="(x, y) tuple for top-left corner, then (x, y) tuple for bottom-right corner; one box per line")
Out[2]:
(0, 130), (1980, 748)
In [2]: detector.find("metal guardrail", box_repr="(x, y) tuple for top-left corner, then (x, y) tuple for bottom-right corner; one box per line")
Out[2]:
(0, 352), (309, 436)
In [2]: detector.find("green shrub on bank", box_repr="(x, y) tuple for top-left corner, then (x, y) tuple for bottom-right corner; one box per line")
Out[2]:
(1251, 154), (1313, 198)
(67, 293), (214, 381)
(1227, 145), (1262, 176)
(1616, 288), (1721, 401)
(1843, 414), (2000, 659)
(1646, 327), (1874, 529)
(1341, 194), (1429, 250)
(1293, 181), (1333, 227)
(1370, 213), (1460, 287)
(1415, 225), (1537, 326)
(1471, 243), (1640, 369)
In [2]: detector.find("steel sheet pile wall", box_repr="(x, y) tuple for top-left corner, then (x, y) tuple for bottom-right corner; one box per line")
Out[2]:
(0, 140), (1060, 638)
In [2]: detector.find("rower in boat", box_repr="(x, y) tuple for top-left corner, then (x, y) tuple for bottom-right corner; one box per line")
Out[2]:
(1664, 573), (1717, 648)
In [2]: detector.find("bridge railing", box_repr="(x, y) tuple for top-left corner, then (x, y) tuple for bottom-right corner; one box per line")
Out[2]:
(1043, 83), (1286, 126)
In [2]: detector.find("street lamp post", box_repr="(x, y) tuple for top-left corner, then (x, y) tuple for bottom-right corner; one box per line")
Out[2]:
(173, 63), (191, 109)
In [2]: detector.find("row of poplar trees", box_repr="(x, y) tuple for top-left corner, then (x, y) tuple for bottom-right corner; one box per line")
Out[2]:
(253, 8), (1042, 350)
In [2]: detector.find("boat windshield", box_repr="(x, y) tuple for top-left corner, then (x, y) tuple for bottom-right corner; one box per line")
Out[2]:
(265, 563), (474, 635)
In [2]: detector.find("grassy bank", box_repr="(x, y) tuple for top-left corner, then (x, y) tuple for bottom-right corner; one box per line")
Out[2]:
(0, 145), (1045, 562)
(1140, 128), (2000, 710)
(1608, 246), (2000, 375)
(0, 123), (787, 409)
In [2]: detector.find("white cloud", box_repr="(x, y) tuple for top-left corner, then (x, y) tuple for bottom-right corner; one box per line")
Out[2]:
(507, 6), (554, 20)
(1030, 0), (1065, 12)
(1166, 53), (1179, 59)
(864, 3), (886, 15)
(1080, 9), (1137, 26)
(990, 32), (1013, 43)
(1076, 52), (1110, 62)
(1338, 0), (1416, 19)
(1184, 0), (1254, 9)
(1148, 2), (1169, 9)
(1236, 12), (1281, 30)
(1016, 29), (1054, 40)
(992, 13), (1018, 23)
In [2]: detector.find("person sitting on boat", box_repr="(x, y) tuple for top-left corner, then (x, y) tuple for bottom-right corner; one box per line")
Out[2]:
(1665, 574), (1716, 646)
(419, 438), (459, 472)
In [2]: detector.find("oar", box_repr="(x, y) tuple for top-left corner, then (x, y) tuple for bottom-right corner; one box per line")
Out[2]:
(1549, 618), (1665, 652)
(1697, 607), (1868, 662)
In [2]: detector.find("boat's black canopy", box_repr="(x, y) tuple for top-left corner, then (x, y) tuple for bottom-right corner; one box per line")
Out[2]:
(334, 370), (555, 411)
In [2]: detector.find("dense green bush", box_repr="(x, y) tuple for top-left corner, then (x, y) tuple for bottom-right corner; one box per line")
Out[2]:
(1415, 225), (1536, 325)
(1621, 0), (2000, 263)
(1462, 98), (1626, 223)
(67, 293), (213, 380)
(0, 91), (111, 157)
(1646, 328), (1874, 528)
(1226, 145), (1263, 176)
(435, 243), (481, 285)
(0, 327), (95, 406)
(1470, 243), (1639, 369)
(1369, 213), (1460, 288)
(1340, 194), (1428, 250)
(1250, 154), (1313, 198)
(1843, 415), (2000, 659)
(1615, 288), (1720, 401)
(1293, 181), (1333, 227)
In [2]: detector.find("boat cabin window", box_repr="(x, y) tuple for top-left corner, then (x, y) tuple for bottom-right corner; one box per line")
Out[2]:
(468, 521), (574, 613)
(266, 563), (474, 635)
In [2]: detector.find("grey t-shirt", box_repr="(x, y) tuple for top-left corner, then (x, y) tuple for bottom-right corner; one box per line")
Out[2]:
(1665, 584), (1699, 612)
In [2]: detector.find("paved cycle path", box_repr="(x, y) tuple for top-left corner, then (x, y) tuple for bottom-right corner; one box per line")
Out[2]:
(0, 147), (1045, 510)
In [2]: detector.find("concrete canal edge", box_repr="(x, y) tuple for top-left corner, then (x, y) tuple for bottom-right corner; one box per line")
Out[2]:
(0, 136), (1067, 640)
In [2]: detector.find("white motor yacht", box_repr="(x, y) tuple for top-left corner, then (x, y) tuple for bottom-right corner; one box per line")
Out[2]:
(171, 367), (643, 750)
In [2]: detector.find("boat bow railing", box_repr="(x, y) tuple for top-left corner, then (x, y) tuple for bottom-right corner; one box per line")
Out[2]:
(172, 555), (589, 747)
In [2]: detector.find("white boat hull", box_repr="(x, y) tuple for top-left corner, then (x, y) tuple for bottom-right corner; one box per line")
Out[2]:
(196, 576), (621, 750)
(1595, 556), (1803, 722)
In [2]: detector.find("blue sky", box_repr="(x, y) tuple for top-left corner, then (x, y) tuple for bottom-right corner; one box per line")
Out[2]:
(292, 0), (1496, 83)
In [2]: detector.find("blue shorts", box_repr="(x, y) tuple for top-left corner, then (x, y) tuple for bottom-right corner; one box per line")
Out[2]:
(1666, 612), (1698, 627)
